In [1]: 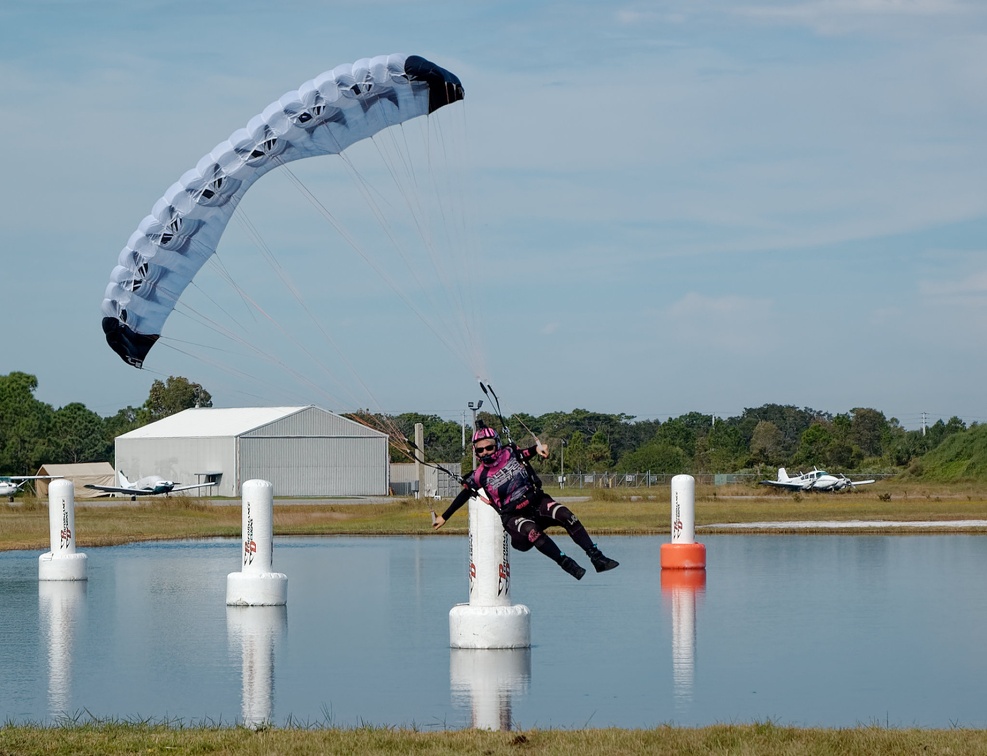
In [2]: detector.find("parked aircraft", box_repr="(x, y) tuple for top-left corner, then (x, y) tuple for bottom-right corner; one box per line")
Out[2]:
(0, 475), (62, 502)
(85, 471), (216, 500)
(759, 467), (876, 492)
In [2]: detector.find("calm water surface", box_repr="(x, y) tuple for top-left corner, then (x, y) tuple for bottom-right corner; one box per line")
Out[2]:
(1, 535), (986, 729)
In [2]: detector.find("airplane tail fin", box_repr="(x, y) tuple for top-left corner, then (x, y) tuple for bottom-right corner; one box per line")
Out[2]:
(118, 470), (131, 488)
(778, 467), (788, 481)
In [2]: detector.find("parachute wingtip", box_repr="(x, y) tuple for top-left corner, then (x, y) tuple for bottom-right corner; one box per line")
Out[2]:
(102, 317), (158, 369)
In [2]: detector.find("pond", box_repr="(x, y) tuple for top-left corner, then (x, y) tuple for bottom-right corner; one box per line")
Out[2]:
(2, 534), (985, 729)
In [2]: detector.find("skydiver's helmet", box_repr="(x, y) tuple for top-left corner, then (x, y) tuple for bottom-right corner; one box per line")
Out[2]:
(472, 421), (501, 464)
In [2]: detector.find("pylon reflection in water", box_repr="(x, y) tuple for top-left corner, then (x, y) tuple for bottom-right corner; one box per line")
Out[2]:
(660, 569), (706, 708)
(450, 647), (531, 730)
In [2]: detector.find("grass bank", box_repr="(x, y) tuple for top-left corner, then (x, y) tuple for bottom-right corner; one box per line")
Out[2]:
(3, 720), (987, 755)
(3, 483), (987, 551)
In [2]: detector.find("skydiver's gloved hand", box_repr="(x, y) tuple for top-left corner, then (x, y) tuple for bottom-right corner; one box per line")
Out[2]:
(432, 515), (446, 530)
(535, 439), (550, 458)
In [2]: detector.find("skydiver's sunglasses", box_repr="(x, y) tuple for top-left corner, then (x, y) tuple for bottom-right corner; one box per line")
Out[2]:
(474, 443), (497, 454)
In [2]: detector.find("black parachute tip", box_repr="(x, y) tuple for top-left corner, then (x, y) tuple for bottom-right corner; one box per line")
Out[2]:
(404, 55), (464, 113)
(102, 317), (158, 369)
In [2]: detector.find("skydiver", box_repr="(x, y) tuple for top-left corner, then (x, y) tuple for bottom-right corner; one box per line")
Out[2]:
(432, 421), (619, 580)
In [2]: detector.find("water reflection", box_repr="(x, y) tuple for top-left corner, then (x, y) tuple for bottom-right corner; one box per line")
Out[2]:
(450, 648), (531, 730)
(5, 535), (987, 728)
(227, 606), (287, 727)
(38, 580), (87, 718)
(660, 570), (705, 712)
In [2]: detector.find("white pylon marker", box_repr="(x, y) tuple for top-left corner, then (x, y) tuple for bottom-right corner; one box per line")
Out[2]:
(226, 479), (287, 606)
(449, 493), (530, 648)
(39, 479), (87, 581)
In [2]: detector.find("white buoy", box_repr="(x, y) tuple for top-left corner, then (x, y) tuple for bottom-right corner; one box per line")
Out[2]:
(39, 580), (86, 717)
(227, 605), (287, 728)
(226, 479), (287, 606)
(450, 647), (531, 730)
(660, 474), (706, 570)
(39, 479), (87, 581)
(449, 494), (530, 649)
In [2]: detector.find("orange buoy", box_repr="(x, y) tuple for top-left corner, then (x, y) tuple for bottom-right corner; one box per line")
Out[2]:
(661, 475), (706, 570)
(660, 541), (707, 570)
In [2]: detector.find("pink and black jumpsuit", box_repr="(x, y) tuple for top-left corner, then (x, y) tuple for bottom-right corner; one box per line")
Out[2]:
(439, 443), (596, 566)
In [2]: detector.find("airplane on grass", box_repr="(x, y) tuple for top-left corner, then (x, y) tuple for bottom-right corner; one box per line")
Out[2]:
(0, 475), (62, 502)
(85, 471), (216, 500)
(759, 467), (876, 493)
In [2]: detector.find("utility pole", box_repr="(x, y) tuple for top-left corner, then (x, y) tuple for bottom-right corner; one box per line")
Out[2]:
(560, 438), (567, 489)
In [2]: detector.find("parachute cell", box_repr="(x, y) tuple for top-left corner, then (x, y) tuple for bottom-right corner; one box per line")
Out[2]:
(101, 53), (464, 368)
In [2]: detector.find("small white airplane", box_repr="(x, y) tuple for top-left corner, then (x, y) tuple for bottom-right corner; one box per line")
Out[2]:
(759, 467), (876, 493)
(85, 471), (216, 500)
(0, 475), (62, 502)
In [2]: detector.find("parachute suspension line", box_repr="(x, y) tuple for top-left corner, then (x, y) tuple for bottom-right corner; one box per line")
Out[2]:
(478, 381), (538, 447)
(274, 159), (474, 374)
(369, 122), (479, 371)
(166, 299), (349, 410)
(227, 208), (394, 415)
(422, 104), (488, 381)
(330, 148), (450, 327)
(174, 201), (419, 448)
(156, 338), (316, 407)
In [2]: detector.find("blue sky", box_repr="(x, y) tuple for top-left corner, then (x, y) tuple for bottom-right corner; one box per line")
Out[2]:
(2, 1), (985, 430)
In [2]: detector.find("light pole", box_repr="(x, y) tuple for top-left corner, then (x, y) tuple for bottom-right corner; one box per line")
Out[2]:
(560, 439), (567, 489)
(468, 399), (483, 467)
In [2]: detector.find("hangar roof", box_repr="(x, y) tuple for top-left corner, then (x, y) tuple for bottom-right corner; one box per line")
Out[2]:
(117, 406), (381, 439)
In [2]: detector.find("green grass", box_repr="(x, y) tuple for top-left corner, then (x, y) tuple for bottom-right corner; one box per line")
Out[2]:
(3, 719), (987, 755)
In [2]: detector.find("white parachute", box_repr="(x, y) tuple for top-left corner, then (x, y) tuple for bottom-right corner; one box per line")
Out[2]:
(101, 53), (464, 369)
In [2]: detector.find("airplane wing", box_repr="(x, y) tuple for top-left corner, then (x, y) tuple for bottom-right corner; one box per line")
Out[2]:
(758, 480), (808, 490)
(168, 482), (217, 493)
(848, 479), (876, 487)
(84, 484), (148, 495)
(10, 475), (63, 481)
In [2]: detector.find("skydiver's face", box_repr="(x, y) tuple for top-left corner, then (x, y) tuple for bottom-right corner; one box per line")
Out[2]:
(474, 441), (498, 463)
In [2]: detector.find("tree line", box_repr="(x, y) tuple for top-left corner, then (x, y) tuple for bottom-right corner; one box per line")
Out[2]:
(0, 371), (968, 477)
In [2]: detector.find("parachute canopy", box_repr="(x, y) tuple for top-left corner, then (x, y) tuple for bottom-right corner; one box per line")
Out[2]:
(101, 54), (464, 368)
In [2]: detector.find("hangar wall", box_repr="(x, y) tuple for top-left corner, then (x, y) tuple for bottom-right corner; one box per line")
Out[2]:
(114, 406), (389, 498)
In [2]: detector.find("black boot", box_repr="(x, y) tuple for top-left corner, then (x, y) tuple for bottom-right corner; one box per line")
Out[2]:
(558, 555), (586, 580)
(587, 545), (619, 573)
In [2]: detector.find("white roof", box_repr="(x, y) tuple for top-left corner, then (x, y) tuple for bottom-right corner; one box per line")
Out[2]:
(119, 406), (311, 439)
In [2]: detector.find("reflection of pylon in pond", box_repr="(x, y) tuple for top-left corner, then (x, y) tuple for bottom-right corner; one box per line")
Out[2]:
(449, 493), (530, 648)
(661, 569), (705, 707)
(450, 647), (531, 730)
(227, 605), (287, 729)
(39, 580), (87, 718)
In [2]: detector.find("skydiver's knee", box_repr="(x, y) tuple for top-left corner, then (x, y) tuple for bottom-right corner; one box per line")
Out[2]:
(511, 536), (535, 552)
(511, 525), (543, 552)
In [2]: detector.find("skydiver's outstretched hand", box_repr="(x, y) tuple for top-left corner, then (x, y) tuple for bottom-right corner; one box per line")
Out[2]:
(535, 439), (550, 458)
(432, 514), (446, 530)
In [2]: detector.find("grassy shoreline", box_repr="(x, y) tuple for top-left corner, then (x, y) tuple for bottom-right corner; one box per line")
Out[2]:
(4, 720), (987, 755)
(3, 482), (987, 552)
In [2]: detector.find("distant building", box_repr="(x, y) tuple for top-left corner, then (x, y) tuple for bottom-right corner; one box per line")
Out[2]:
(34, 462), (116, 499)
(114, 406), (389, 497)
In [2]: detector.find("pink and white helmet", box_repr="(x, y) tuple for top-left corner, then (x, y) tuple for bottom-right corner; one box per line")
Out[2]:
(471, 421), (499, 446)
